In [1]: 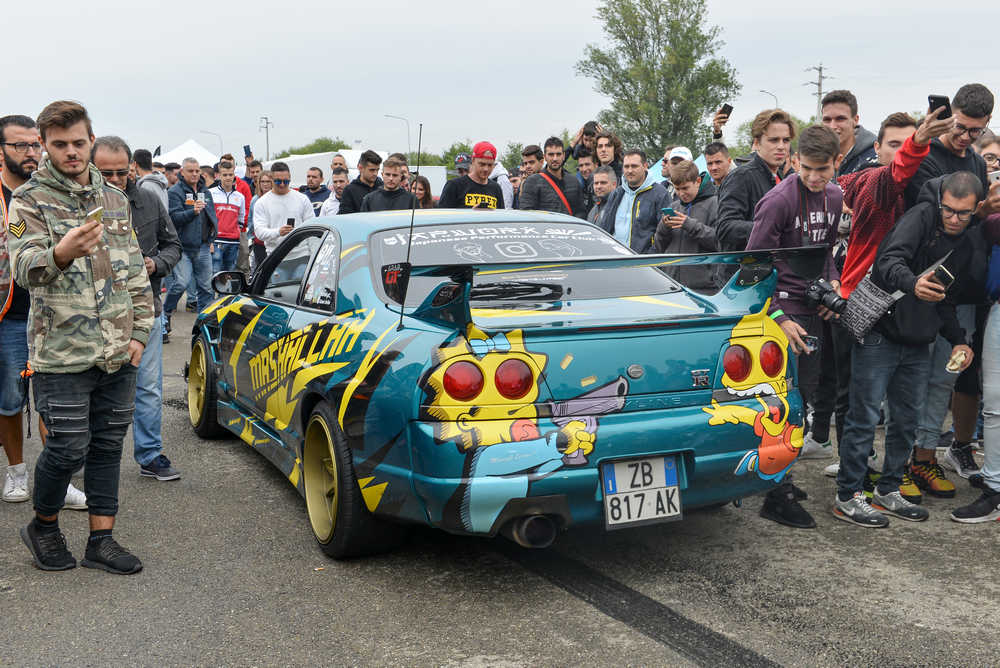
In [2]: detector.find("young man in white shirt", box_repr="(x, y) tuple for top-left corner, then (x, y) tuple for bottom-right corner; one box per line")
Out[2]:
(251, 162), (314, 255)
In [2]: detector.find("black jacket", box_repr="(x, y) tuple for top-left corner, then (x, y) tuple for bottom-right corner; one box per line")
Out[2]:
(338, 176), (384, 215)
(872, 176), (982, 346)
(904, 138), (988, 210)
(517, 168), (585, 218)
(126, 180), (182, 316)
(838, 126), (878, 176)
(359, 187), (417, 212)
(715, 152), (789, 251)
(653, 175), (719, 291)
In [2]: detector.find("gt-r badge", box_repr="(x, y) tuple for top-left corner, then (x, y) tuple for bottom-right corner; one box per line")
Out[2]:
(691, 369), (711, 387)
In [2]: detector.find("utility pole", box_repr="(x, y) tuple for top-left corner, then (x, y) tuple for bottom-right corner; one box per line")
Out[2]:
(803, 63), (833, 121)
(259, 116), (274, 160)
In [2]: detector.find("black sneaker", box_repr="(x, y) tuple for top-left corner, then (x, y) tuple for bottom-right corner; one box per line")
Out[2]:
(760, 483), (816, 529)
(20, 520), (76, 571)
(140, 454), (181, 481)
(950, 490), (1000, 523)
(162, 330), (170, 344)
(942, 442), (980, 479)
(81, 536), (142, 574)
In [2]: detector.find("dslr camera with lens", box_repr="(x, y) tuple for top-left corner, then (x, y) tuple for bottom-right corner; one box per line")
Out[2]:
(805, 278), (847, 314)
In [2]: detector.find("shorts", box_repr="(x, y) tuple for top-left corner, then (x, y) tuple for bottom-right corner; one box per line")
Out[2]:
(0, 317), (29, 416)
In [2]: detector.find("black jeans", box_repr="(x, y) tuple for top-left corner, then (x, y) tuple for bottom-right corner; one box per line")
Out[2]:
(32, 365), (138, 517)
(811, 320), (852, 445)
(788, 313), (825, 408)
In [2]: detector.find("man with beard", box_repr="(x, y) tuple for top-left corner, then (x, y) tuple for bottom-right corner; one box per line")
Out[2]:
(319, 167), (350, 216)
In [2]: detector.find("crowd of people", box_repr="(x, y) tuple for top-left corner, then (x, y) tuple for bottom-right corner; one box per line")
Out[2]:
(2, 84), (1000, 574)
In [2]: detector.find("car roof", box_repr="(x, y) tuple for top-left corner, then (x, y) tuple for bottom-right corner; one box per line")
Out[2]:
(298, 209), (591, 247)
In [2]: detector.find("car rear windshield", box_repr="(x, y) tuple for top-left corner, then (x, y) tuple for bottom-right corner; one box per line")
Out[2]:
(370, 221), (680, 307)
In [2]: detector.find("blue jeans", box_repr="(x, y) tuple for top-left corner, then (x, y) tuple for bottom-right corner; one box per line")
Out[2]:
(133, 324), (163, 466)
(913, 305), (975, 449)
(212, 241), (240, 274)
(837, 332), (930, 497)
(980, 303), (1000, 492)
(163, 245), (213, 315)
(32, 365), (138, 516)
(0, 317), (29, 416)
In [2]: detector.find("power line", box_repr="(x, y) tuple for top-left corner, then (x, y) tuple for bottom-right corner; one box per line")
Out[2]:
(259, 116), (274, 160)
(803, 64), (833, 121)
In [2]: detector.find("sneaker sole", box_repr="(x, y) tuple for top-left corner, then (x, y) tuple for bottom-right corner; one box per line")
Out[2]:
(798, 447), (834, 460)
(81, 558), (143, 575)
(139, 469), (181, 481)
(759, 508), (817, 529)
(832, 507), (889, 528)
(2, 493), (30, 503)
(63, 502), (88, 511)
(910, 478), (956, 498)
(870, 502), (929, 522)
(949, 509), (1000, 524)
(19, 527), (76, 571)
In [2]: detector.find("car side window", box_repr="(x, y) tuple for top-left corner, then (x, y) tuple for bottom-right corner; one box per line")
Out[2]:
(259, 232), (324, 304)
(301, 232), (341, 311)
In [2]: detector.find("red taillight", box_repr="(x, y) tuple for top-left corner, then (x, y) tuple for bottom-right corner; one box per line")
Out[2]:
(760, 341), (784, 377)
(495, 359), (534, 400)
(443, 361), (484, 401)
(723, 345), (751, 382)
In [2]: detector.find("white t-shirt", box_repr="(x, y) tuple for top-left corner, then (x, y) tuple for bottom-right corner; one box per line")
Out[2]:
(253, 190), (315, 254)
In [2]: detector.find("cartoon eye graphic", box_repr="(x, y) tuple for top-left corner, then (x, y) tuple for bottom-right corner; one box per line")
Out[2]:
(723, 345), (751, 382)
(494, 359), (534, 400)
(443, 361), (484, 401)
(759, 341), (784, 377)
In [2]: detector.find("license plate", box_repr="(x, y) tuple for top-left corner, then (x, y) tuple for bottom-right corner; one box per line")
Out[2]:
(601, 455), (682, 529)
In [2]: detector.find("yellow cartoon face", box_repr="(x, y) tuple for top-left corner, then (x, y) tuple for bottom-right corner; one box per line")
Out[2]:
(423, 327), (548, 450)
(720, 299), (789, 399)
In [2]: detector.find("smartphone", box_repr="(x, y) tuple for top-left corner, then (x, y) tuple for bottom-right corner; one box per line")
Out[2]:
(661, 207), (676, 217)
(932, 264), (955, 289)
(720, 103), (733, 116)
(85, 206), (104, 225)
(243, 144), (252, 158)
(928, 95), (952, 120)
(801, 335), (819, 354)
(287, 217), (295, 228)
(989, 170), (1000, 185)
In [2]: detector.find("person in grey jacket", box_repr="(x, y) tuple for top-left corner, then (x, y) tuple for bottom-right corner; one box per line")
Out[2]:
(596, 149), (671, 253)
(133, 148), (169, 211)
(653, 161), (719, 292)
(517, 137), (585, 218)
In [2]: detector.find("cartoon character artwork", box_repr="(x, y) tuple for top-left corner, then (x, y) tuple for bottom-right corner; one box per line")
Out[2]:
(702, 301), (804, 482)
(422, 325), (628, 533)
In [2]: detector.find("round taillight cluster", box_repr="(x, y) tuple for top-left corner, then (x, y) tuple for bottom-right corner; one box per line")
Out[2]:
(723, 344), (751, 382)
(442, 361), (484, 401)
(760, 341), (784, 377)
(495, 359), (533, 400)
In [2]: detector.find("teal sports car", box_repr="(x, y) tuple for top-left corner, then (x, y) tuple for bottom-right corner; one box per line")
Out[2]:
(186, 209), (814, 558)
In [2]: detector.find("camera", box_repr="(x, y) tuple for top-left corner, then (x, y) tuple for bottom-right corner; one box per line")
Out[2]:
(805, 278), (847, 314)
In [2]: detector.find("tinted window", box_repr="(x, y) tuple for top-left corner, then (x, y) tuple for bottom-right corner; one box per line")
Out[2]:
(370, 221), (680, 306)
(259, 232), (323, 304)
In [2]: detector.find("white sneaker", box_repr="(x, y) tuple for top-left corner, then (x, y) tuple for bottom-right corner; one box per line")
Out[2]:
(799, 432), (833, 459)
(64, 483), (87, 511)
(2, 463), (29, 503)
(823, 462), (839, 477)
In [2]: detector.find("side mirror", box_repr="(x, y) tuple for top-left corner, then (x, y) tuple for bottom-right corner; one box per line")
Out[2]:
(212, 271), (248, 295)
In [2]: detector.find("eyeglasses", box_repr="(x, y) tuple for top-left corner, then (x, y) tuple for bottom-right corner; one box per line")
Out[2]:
(983, 153), (999, 165)
(1, 141), (42, 154)
(952, 123), (988, 140)
(941, 204), (974, 222)
(99, 169), (130, 178)
(272, 178), (290, 185)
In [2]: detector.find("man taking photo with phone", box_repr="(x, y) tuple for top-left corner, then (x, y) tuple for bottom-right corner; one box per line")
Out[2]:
(252, 162), (313, 255)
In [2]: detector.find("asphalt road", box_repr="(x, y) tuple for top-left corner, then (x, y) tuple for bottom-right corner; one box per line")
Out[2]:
(2, 310), (997, 666)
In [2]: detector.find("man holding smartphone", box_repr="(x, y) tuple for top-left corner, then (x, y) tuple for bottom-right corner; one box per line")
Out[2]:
(252, 161), (313, 255)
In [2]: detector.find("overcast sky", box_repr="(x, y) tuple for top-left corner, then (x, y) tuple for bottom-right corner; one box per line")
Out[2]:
(7, 0), (1000, 160)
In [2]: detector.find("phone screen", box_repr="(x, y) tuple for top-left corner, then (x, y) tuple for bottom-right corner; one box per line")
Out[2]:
(287, 217), (295, 228)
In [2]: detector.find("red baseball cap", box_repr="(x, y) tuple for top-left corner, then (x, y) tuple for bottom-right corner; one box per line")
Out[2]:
(471, 141), (497, 161)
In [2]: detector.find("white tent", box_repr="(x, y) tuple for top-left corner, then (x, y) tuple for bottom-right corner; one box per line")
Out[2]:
(155, 139), (218, 167)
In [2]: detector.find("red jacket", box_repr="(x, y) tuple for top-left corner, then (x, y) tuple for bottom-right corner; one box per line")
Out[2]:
(838, 134), (930, 298)
(235, 177), (252, 225)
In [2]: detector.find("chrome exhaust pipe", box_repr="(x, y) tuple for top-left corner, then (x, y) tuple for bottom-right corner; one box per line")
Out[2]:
(501, 515), (557, 549)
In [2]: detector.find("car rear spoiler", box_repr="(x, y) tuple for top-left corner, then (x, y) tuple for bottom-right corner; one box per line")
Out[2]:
(380, 246), (827, 329)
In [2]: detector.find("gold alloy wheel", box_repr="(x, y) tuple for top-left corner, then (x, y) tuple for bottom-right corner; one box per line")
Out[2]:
(304, 414), (339, 543)
(188, 341), (208, 427)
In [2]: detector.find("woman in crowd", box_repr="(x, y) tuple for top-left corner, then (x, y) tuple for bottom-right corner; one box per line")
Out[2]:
(412, 175), (434, 208)
(248, 170), (273, 268)
(975, 130), (1000, 175)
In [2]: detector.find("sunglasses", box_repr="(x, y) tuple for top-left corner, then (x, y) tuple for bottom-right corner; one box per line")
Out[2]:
(272, 178), (290, 185)
(100, 169), (130, 177)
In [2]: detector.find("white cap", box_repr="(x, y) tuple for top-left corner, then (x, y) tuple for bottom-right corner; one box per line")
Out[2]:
(668, 146), (694, 162)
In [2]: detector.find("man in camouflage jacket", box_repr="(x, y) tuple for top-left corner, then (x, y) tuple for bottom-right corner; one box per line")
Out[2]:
(7, 101), (151, 575)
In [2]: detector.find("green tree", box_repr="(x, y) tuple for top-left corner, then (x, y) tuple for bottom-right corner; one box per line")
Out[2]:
(440, 141), (473, 172)
(576, 0), (741, 156)
(728, 114), (812, 159)
(500, 142), (523, 171)
(273, 136), (351, 159)
(407, 151), (445, 167)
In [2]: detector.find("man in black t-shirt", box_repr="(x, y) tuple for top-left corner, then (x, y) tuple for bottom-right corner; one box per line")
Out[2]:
(438, 141), (504, 209)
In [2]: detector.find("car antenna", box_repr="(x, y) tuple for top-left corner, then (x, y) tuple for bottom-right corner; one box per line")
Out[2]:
(396, 122), (422, 331)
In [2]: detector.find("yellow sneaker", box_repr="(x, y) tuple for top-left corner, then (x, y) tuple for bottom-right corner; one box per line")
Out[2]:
(899, 472), (922, 505)
(909, 459), (956, 498)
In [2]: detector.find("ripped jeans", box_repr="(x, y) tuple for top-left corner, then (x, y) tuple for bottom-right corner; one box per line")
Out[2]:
(32, 365), (138, 517)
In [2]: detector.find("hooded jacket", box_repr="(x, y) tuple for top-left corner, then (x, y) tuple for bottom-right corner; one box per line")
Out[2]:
(168, 176), (217, 250)
(338, 176), (383, 215)
(137, 170), (169, 211)
(125, 180), (181, 317)
(653, 174), (719, 291)
(489, 162), (514, 210)
(360, 187), (417, 212)
(597, 169), (671, 253)
(517, 167), (585, 218)
(872, 175), (983, 346)
(716, 152), (791, 251)
(6, 160), (154, 373)
(838, 126), (878, 176)
(904, 137), (988, 210)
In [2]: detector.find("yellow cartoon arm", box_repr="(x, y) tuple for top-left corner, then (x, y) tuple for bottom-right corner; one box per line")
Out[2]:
(702, 399), (759, 426)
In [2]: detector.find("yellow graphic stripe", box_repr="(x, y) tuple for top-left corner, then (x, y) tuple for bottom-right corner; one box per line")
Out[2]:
(478, 263), (573, 275)
(289, 457), (301, 487)
(214, 297), (249, 324)
(229, 308), (267, 394)
(620, 295), (697, 311)
(341, 244), (363, 258)
(358, 476), (388, 512)
(200, 296), (229, 315)
(338, 323), (401, 429)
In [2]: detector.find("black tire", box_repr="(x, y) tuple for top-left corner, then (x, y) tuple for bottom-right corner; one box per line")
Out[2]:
(302, 401), (404, 559)
(188, 334), (227, 438)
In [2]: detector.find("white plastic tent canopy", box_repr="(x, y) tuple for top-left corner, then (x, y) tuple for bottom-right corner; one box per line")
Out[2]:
(155, 139), (218, 168)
